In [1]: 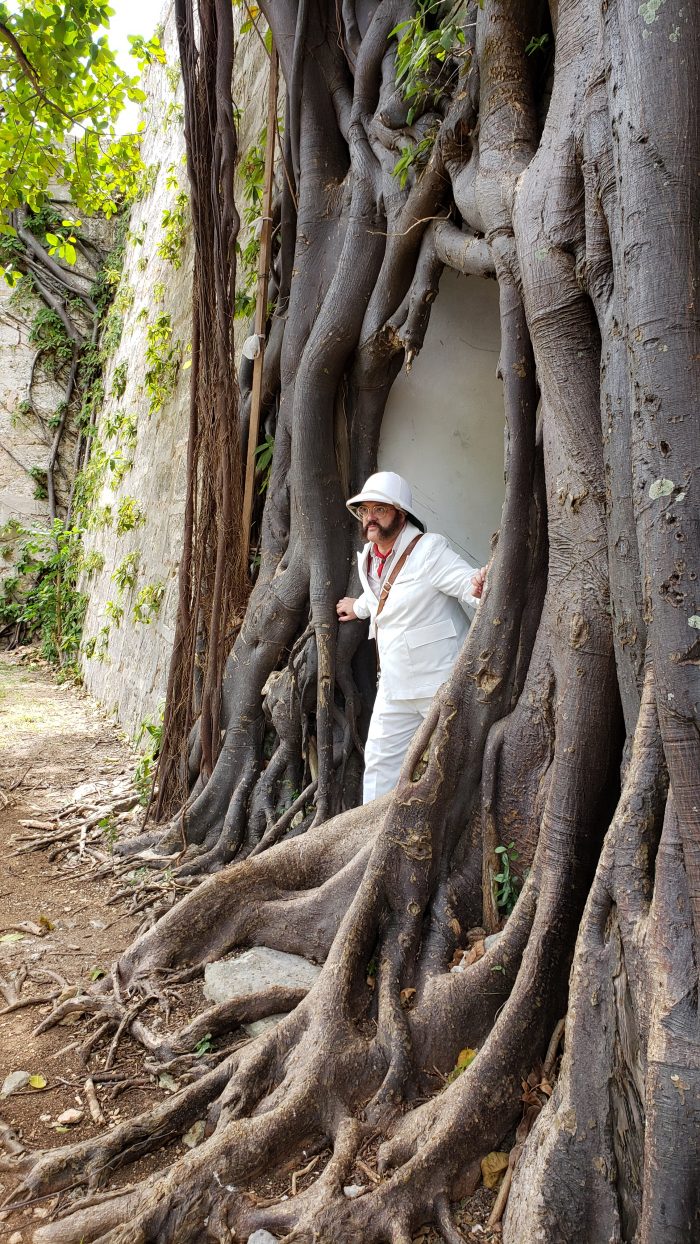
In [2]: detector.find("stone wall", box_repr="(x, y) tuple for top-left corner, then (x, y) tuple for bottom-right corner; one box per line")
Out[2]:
(78, 2), (271, 737)
(0, 210), (111, 583)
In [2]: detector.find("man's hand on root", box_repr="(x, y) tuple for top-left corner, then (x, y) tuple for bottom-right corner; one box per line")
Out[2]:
(470, 565), (488, 599)
(336, 596), (358, 622)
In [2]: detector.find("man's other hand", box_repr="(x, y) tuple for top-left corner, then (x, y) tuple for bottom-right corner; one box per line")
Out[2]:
(337, 597), (358, 622)
(470, 565), (488, 599)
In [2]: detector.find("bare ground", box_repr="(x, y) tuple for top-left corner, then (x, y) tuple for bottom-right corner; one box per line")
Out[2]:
(0, 651), (499, 1242)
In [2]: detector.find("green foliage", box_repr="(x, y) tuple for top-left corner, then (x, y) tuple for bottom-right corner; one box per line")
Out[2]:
(157, 190), (189, 268)
(105, 597), (124, 627)
(144, 313), (180, 413)
(525, 33), (550, 55)
(133, 708), (163, 804)
(0, 520), (87, 675)
(392, 134), (436, 189)
(132, 580), (164, 624)
(115, 496), (145, 536)
(194, 1033), (214, 1056)
(110, 360), (128, 398)
(235, 132), (266, 319)
(100, 306), (124, 360)
(28, 465), (49, 500)
(161, 100), (184, 131)
(98, 814), (119, 849)
(103, 407), (137, 445)
(390, 1), (468, 126)
(493, 841), (521, 915)
(45, 217), (82, 265)
(0, 1), (155, 237)
(254, 433), (275, 493)
(165, 63), (180, 93)
(28, 306), (73, 367)
(112, 551), (140, 593)
(80, 549), (104, 576)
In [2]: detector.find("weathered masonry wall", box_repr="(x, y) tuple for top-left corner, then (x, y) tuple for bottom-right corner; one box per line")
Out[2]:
(0, 212), (112, 577)
(78, 4), (270, 736)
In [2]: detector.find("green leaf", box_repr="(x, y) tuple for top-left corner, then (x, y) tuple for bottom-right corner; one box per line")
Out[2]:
(0, 932), (25, 943)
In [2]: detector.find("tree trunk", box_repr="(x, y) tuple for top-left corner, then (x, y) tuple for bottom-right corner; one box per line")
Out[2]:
(6, 2), (698, 1241)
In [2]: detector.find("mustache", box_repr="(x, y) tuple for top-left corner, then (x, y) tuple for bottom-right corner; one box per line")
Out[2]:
(362, 517), (399, 540)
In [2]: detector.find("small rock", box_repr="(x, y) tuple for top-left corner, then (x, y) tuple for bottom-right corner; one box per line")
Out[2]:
(484, 931), (503, 951)
(1, 1071), (30, 1098)
(343, 1184), (367, 1199)
(56, 1108), (84, 1126)
(247, 1232), (279, 1244)
(204, 947), (321, 1006)
(242, 1014), (287, 1038)
(182, 1119), (206, 1149)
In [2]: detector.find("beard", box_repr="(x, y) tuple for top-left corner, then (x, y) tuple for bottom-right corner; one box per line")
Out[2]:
(362, 510), (405, 544)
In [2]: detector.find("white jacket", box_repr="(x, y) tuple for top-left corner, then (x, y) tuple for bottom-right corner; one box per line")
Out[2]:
(353, 522), (479, 700)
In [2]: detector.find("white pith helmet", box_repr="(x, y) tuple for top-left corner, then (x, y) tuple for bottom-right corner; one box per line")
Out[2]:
(346, 471), (425, 532)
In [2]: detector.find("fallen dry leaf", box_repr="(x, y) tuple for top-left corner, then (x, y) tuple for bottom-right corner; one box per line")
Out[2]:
(481, 1150), (509, 1189)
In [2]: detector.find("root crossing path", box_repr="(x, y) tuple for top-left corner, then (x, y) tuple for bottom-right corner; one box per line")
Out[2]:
(0, 652), (500, 1242)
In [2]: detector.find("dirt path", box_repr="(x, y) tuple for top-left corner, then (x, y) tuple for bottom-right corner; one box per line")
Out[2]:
(0, 650), (158, 1236)
(0, 652), (500, 1242)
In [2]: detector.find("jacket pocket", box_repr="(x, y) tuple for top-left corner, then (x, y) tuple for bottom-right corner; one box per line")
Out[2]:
(405, 618), (457, 650)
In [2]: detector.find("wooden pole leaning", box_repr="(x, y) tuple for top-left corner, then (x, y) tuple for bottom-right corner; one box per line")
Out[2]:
(242, 41), (278, 560)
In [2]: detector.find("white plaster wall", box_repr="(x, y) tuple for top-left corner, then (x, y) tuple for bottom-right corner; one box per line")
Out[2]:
(379, 270), (504, 569)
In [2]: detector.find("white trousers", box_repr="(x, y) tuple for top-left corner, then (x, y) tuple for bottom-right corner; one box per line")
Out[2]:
(362, 680), (433, 803)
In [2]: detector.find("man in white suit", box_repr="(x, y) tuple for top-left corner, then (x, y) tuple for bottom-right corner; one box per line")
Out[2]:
(337, 471), (487, 803)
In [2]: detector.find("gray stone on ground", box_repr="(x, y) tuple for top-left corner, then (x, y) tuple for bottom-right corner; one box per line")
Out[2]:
(1, 1071), (30, 1097)
(204, 947), (321, 1036)
(243, 1015), (288, 1038)
(484, 930), (503, 951)
(204, 947), (320, 1005)
(247, 1231), (279, 1244)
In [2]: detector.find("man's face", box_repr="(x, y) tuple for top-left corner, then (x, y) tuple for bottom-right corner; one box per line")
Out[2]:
(360, 504), (405, 543)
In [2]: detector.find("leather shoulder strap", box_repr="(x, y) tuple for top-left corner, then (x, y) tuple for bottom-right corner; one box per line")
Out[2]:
(375, 534), (423, 619)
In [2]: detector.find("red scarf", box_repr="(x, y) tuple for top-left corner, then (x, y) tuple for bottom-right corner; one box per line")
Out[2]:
(372, 542), (394, 577)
